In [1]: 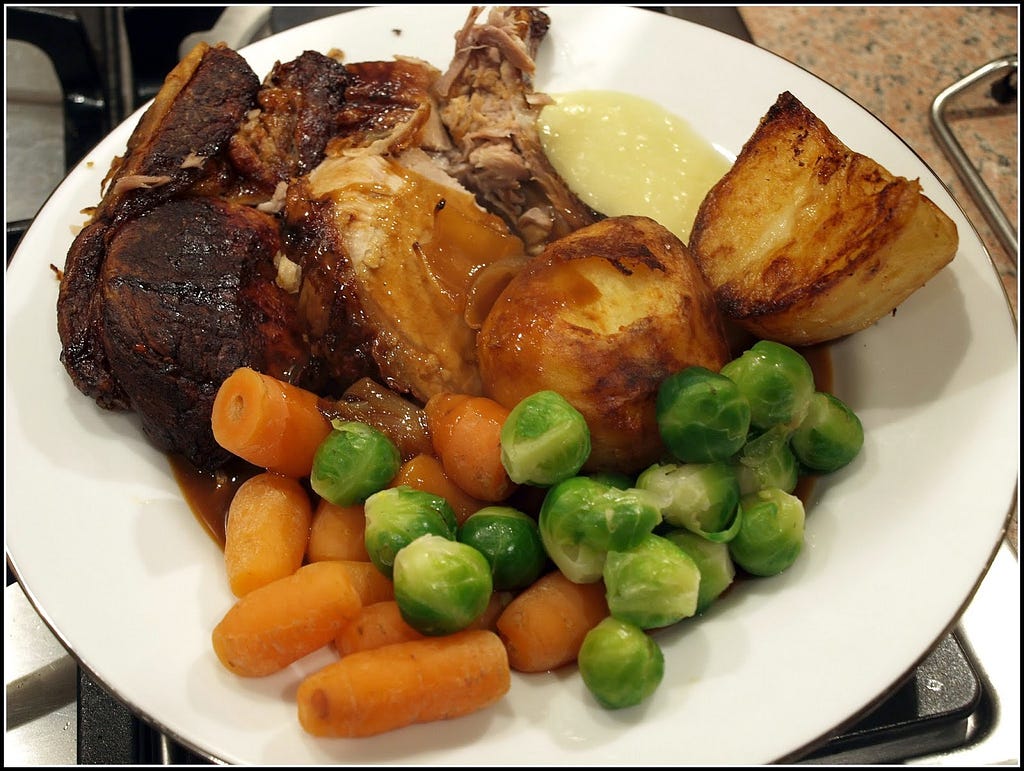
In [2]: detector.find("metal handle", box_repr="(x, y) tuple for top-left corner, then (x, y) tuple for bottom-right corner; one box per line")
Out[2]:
(930, 54), (1018, 260)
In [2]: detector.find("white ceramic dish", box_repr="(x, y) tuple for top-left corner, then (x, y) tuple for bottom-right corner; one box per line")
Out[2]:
(5, 5), (1018, 765)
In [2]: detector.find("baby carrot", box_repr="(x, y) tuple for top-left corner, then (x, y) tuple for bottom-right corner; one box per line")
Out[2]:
(495, 570), (609, 673)
(335, 600), (424, 656)
(424, 393), (516, 502)
(297, 629), (511, 737)
(212, 560), (362, 677)
(211, 367), (331, 478)
(307, 499), (370, 563)
(224, 472), (313, 597)
(336, 559), (395, 605)
(391, 453), (486, 525)
(335, 592), (513, 656)
(424, 392), (472, 455)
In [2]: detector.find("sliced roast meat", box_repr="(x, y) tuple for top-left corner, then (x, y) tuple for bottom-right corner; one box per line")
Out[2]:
(58, 41), (262, 423)
(229, 50), (351, 194)
(94, 42), (260, 227)
(325, 58), (452, 157)
(288, 150), (526, 404)
(56, 10), (601, 471)
(100, 197), (310, 469)
(282, 56), (524, 403)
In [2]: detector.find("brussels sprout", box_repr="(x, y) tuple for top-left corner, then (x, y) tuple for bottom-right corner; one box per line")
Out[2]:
(636, 461), (740, 541)
(393, 534), (493, 636)
(603, 533), (700, 629)
(500, 390), (591, 486)
(790, 391), (864, 473)
(578, 616), (665, 710)
(729, 487), (805, 577)
(720, 340), (815, 431)
(664, 529), (736, 614)
(735, 424), (799, 495)
(458, 506), (547, 591)
(363, 486), (458, 579)
(538, 477), (662, 583)
(655, 366), (751, 463)
(310, 420), (401, 506)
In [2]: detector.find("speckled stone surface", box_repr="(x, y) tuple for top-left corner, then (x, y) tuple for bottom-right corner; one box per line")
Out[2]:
(739, 5), (1019, 552)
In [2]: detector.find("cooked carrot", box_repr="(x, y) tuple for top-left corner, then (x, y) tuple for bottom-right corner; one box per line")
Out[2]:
(391, 453), (486, 525)
(335, 600), (424, 656)
(307, 499), (370, 562)
(298, 629), (511, 737)
(211, 367), (331, 478)
(335, 592), (514, 656)
(223, 472), (313, 597)
(495, 570), (609, 673)
(424, 393), (516, 502)
(336, 559), (395, 605)
(423, 392), (472, 455)
(212, 561), (362, 677)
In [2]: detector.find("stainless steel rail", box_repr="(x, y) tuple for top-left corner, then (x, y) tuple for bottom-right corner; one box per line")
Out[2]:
(930, 54), (1019, 260)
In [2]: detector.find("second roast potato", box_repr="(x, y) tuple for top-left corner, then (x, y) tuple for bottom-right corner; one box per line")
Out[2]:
(477, 215), (731, 474)
(689, 91), (958, 346)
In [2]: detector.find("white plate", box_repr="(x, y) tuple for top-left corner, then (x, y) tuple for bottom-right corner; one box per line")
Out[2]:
(5, 5), (1018, 765)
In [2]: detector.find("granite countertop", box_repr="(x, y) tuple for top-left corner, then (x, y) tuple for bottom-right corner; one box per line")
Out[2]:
(738, 5), (1019, 554)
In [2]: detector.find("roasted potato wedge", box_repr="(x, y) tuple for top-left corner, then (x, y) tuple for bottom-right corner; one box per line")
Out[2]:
(478, 215), (731, 474)
(690, 91), (958, 346)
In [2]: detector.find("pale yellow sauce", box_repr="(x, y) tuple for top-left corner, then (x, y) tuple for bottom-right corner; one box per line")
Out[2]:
(539, 90), (733, 245)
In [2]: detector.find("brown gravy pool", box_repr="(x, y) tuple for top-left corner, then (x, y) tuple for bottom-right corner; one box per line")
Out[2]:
(172, 344), (834, 550)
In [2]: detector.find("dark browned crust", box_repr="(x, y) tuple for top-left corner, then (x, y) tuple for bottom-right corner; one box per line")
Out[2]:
(56, 220), (129, 409)
(230, 50), (351, 192)
(97, 43), (260, 227)
(57, 44), (261, 414)
(100, 197), (307, 469)
(283, 179), (385, 397)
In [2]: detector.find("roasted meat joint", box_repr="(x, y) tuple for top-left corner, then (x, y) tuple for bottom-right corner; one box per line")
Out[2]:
(56, 6), (601, 471)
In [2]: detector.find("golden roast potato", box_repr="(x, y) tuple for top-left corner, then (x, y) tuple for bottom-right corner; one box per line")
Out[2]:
(689, 91), (958, 346)
(478, 215), (731, 474)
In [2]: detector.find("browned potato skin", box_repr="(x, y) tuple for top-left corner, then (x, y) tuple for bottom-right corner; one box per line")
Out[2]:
(478, 215), (731, 474)
(690, 91), (958, 346)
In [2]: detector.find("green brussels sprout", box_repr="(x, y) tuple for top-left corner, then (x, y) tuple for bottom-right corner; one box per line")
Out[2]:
(664, 529), (736, 614)
(655, 366), (751, 463)
(393, 534), (493, 636)
(458, 506), (547, 591)
(735, 424), (799, 495)
(500, 390), (591, 486)
(636, 461), (740, 541)
(790, 391), (864, 473)
(310, 420), (401, 506)
(538, 477), (662, 583)
(720, 340), (815, 431)
(363, 486), (458, 579)
(729, 487), (805, 577)
(578, 616), (664, 710)
(603, 533), (700, 629)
